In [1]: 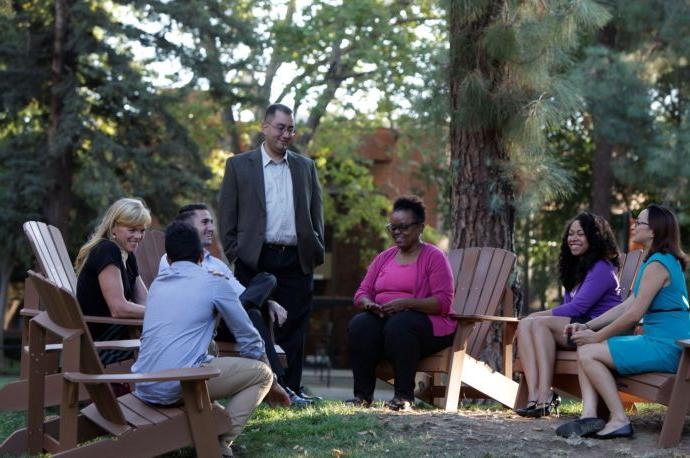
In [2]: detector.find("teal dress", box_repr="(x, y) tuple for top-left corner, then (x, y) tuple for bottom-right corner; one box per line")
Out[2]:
(608, 252), (690, 375)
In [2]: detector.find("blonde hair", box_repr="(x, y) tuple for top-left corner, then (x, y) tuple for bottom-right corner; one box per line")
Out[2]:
(75, 198), (152, 274)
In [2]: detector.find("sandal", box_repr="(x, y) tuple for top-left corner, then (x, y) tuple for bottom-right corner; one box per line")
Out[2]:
(525, 392), (560, 418)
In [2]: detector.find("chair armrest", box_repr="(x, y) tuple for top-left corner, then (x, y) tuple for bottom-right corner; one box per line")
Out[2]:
(83, 315), (143, 326)
(63, 366), (221, 384)
(26, 339), (141, 354)
(22, 310), (142, 326)
(449, 314), (519, 323)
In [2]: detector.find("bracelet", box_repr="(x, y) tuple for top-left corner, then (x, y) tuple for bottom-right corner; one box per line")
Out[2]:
(584, 323), (591, 330)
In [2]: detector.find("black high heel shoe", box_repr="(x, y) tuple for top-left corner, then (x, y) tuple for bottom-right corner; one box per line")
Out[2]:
(514, 400), (538, 417)
(525, 392), (560, 418)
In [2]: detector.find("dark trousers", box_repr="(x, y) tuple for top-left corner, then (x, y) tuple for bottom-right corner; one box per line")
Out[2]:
(348, 310), (454, 402)
(215, 272), (285, 377)
(236, 245), (313, 392)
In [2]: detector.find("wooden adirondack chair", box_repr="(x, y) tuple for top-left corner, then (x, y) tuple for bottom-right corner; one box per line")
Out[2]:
(614, 342), (690, 448)
(514, 249), (645, 403)
(0, 271), (230, 457)
(377, 247), (519, 411)
(512, 249), (690, 447)
(135, 229), (166, 287)
(0, 222), (143, 412)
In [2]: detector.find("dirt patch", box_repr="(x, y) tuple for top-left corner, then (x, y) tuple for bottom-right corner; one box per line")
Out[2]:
(371, 408), (690, 457)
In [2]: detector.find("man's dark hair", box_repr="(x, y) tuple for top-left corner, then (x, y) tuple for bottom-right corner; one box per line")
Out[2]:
(175, 203), (209, 225)
(264, 103), (293, 122)
(393, 195), (426, 223)
(558, 212), (621, 291)
(165, 221), (203, 264)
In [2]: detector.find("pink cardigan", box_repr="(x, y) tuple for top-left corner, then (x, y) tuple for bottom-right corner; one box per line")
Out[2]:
(354, 243), (457, 336)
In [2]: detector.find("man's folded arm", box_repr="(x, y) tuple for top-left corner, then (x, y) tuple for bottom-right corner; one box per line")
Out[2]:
(214, 284), (265, 360)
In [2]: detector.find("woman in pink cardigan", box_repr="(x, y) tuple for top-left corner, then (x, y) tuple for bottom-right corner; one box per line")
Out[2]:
(347, 196), (455, 411)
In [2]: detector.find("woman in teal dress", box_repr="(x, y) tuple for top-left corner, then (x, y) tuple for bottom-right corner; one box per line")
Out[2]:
(558, 204), (690, 440)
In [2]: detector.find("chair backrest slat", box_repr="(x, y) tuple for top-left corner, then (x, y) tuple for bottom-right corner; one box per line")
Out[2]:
(448, 247), (517, 359)
(48, 225), (77, 292)
(23, 221), (77, 293)
(618, 249), (644, 300)
(447, 249), (463, 290)
(135, 230), (165, 289)
(28, 271), (126, 426)
(468, 250), (515, 356)
(452, 248), (480, 316)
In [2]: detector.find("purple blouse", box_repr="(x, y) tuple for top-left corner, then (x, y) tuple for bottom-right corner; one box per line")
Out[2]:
(551, 259), (622, 320)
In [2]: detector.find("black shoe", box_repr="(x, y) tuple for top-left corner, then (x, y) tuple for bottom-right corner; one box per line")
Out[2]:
(594, 423), (634, 440)
(284, 386), (313, 408)
(296, 386), (323, 402)
(344, 397), (371, 408)
(514, 400), (537, 417)
(525, 392), (560, 418)
(384, 398), (413, 412)
(556, 417), (606, 438)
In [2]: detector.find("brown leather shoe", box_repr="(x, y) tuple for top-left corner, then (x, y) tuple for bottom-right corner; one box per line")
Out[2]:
(384, 398), (413, 412)
(344, 397), (371, 408)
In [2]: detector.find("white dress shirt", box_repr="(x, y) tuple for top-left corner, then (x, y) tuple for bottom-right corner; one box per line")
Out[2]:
(261, 144), (297, 245)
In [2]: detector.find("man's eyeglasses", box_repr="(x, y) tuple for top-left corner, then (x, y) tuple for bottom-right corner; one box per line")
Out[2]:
(266, 122), (297, 136)
(386, 222), (420, 233)
(633, 219), (649, 227)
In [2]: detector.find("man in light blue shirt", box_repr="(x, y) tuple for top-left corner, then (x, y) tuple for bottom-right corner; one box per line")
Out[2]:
(133, 222), (289, 454)
(157, 203), (310, 404)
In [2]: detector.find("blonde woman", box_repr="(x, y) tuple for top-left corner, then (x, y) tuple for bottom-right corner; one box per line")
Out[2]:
(75, 198), (150, 365)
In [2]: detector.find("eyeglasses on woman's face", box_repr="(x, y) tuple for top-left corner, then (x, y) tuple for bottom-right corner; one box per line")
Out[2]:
(386, 222), (420, 234)
(633, 219), (649, 227)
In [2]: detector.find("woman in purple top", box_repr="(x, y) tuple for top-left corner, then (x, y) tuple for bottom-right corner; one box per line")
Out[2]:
(347, 196), (455, 411)
(516, 212), (621, 418)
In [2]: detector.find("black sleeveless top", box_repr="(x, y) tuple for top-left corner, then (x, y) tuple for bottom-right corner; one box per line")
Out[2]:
(76, 239), (139, 340)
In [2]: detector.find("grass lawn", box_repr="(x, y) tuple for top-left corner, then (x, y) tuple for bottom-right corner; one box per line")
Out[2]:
(1, 379), (672, 458)
(163, 401), (434, 457)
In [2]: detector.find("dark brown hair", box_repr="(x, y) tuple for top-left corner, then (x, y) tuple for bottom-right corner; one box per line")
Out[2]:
(645, 204), (687, 270)
(559, 212), (621, 291)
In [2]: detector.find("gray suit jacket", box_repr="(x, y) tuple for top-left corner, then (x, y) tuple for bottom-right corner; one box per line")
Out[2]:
(218, 148), (325, 274)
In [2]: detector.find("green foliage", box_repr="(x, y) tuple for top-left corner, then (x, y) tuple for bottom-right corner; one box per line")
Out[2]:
(448, 1), (611, 233)
(0, 0), (211, 274)
(309, 118), (390, 265)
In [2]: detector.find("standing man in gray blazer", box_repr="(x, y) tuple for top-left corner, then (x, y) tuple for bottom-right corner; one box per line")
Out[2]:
(219, 103), (325, 404)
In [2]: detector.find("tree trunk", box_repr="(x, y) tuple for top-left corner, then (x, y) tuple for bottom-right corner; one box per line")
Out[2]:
(449, 129), (515, 250)
(591, 138), (614, 219)
(223, 106), (244, 154)
(590, 24), (617, 220)
(44, 0), (73, 233)
(253, 0), (296, 119)
(448, 1), (515, 251)
(448, 0), (516, 377)
(293, 46), (349, 155)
